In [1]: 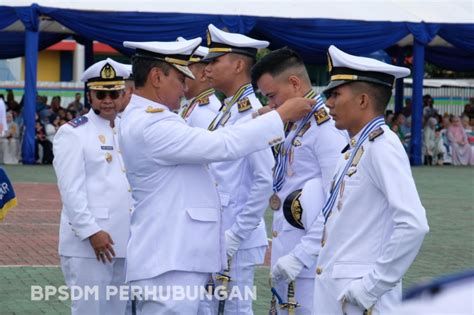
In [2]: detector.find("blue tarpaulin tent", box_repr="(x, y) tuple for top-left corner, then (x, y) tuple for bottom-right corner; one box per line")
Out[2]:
(0, 1), (473, 165)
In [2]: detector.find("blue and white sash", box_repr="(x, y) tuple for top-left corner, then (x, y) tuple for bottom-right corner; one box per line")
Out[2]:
(273, 91), (324, 193)
(207, 83), (254, 131)
(321, 116), (385, 223)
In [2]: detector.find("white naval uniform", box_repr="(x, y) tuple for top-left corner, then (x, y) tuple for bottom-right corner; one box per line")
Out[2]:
(53, 110), (132, 315)
(118, 94), (285, 314)
(181, 90), (221, 129)
(272, 107), (347, 315)
(291, 125), (429, 315)
(205, 89), (274, 314)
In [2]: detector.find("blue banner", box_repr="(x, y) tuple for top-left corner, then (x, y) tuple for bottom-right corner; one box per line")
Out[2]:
(0, 168), (17, 220)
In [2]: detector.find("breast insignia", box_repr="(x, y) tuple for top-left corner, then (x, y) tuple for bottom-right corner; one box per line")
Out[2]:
(145, 106), (165, 113)
(237, 97), (252, 113)
(67, 116), (88, 128)
(369, 127), (384, 141)
(197, 96), (210, 106)
(314, 108), (330, 125)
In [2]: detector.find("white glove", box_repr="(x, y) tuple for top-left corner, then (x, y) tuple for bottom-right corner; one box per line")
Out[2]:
(271, 253), (305, 284)
(339, 278), (377, 310)
(224, 230), (242, 258)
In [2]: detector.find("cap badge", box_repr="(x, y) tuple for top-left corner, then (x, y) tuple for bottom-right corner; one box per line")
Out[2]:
(100, 64), (116, 79)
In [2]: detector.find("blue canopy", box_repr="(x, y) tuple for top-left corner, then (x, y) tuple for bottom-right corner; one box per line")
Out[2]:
(1, 4), (473, 165)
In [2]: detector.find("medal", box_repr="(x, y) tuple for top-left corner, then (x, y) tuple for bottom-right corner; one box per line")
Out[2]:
(269, 193), (281, 211)
(98, 135), (106, 144)
(321, 226), (327, 247)
(105, 152), (112, 163)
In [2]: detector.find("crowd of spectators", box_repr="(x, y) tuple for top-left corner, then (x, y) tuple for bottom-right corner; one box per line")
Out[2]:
(386, 94), (474, 166)
(1, 89), (473, 166)
(0, 89), (87, 165)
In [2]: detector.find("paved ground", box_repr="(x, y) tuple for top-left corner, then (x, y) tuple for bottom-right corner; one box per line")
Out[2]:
(0, 165), (472, 315)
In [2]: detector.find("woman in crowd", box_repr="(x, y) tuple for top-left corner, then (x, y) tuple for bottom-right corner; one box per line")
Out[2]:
(447, 116), (473, 166)
(423, 117), (445, 165)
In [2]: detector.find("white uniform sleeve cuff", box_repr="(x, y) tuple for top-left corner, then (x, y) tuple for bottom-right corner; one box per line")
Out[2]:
(292, 245), (317, 268)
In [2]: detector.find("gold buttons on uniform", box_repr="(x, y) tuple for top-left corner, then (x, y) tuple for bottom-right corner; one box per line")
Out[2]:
(128, 187), (132, 192)
(350, 138), (356, 147)
(272, 231), (278, 238)
(129, 208), (132, 213)
(316, 267), (323, 275)
(122, 168), (126, 173)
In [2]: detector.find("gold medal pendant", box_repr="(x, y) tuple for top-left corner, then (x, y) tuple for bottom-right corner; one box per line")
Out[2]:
(269, 193), (282, 211)
(105, 152), (112, 163)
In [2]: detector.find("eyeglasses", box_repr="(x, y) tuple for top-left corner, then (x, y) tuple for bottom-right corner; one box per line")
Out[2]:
(94, 90), (122, 100)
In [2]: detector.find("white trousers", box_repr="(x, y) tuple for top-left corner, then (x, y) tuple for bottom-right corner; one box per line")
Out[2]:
(274, 277), (314, 315)
(131, 270), (209, 315)
(198, 246), (265, 315)
(60, 256), (127, 315)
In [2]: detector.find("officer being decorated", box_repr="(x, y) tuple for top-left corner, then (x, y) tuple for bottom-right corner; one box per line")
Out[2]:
(272, 45), (429, 315)
(203, 24), (274, 314)
(176, 38), (221, 129)
(252, 47), (347, 314)
(119, 37), (313, 314)
(53, 58), (133, 315)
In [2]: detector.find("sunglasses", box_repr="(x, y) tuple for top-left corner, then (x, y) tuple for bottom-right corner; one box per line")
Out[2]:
(94, 90), (122, 100)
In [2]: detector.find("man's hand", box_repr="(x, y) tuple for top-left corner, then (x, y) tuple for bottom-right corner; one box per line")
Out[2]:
(276, 97), (314, 123)
(89, 230), (115, 263)
(224, 230), (242, 259)
(271, 253), (305, 284)
(339, 278), (377, 311)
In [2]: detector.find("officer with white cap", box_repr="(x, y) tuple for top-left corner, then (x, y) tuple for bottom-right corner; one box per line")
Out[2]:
(119, 38), (314, 314)
(252, 47), (347, 314)
(53, 58), (133, 315)
(176, 38), (221, 128)
(271, 45), (429, 315)
(109, 58), (134, 113)
(203, 24), (274, 314)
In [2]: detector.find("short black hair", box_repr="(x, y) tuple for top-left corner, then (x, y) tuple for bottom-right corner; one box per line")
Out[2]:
(132, 56), (172, 88)
(350, 81), (393, 115)
(251, 47), (305, 86)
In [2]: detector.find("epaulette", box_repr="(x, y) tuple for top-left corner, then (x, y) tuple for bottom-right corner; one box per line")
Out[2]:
(369, 127), (384, 141)
(145, 106), (164, 113)
(237, 97), (252, 113)
(283, 190), (304, 230)
(197, 96), (210, 106)
(67, 116), (88, 128)
(314, 108), (330, 125)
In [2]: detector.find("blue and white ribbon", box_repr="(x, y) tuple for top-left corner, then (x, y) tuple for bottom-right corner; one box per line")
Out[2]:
(273, 92), (324, 193)
(321, 116), (385, 222)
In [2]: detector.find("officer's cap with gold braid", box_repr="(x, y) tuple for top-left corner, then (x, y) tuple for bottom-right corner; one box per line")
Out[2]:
(123, 38), (201, 80)
(177, 37), (209, 65)
(283, 190), (304, 230)
(81, 58), (129, 91)
(323, 45), (410, 96)
(203, 24), (269, 61)
(108, 58), (133, 81)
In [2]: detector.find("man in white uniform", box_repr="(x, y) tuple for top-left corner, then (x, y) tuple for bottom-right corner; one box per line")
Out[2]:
(119, 37), (314, 314)
(53, 59), (133, 315)
(252, 47), (347, 314)
(271, 45), (429, 315)
(203, 24), (274, 314)
(177, 39), (221, 128)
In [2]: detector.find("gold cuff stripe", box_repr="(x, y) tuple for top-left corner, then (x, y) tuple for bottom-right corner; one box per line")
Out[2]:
(331, 74), (358, 81)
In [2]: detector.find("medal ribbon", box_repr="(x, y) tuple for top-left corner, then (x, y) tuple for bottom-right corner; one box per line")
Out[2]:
(272, 91), (323, 193)
(207, 83), (253, 131)
(321, 116), (385, 223)
(181, 88), (215, 119)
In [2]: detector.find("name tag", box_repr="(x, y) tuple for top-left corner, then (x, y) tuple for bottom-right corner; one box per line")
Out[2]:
(101, 146), (114, 150)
